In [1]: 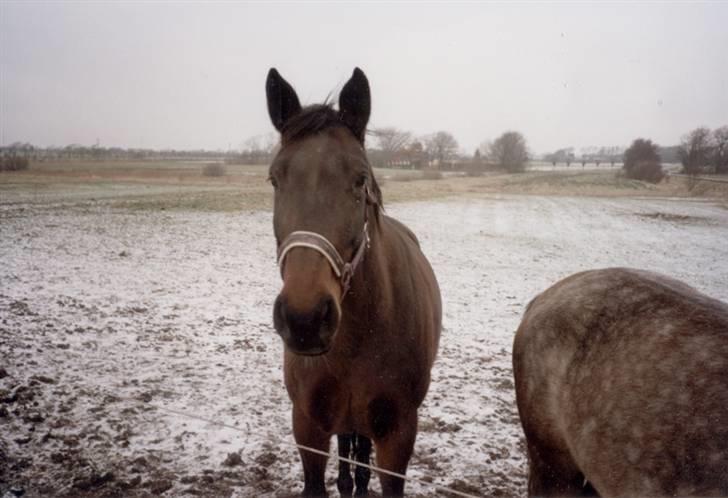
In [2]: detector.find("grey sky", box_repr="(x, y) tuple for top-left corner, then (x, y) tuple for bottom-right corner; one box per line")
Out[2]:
(2, 2), (727, 154)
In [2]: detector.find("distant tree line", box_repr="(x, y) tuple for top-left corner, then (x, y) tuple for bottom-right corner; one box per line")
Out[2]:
(0, 142), (239, 163)
(543, 147), (625, 168)
(365, 127), (531, 174)
(6, 123), (724, 178)
(617, 124), (727, 184)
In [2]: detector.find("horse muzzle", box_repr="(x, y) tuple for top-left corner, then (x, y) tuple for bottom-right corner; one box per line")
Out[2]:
(273, 293), (341, 356)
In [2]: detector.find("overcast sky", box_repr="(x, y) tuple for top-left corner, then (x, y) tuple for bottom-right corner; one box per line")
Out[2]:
(1, 2), (727, 154)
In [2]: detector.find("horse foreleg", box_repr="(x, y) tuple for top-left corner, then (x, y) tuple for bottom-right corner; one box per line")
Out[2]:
(525, 439), (594, 497)
(352, 433), (372, 496)
(371, 410), (417, 497)
(293, 407), (330, 497)
(337, 434), (354, 496)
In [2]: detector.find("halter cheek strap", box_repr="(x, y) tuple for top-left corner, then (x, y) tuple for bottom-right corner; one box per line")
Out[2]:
(276, 222), (370, 299)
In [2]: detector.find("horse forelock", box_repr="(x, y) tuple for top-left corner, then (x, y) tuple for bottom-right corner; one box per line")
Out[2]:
(277, 104), (384, 213)
(280, 104), (341, 144)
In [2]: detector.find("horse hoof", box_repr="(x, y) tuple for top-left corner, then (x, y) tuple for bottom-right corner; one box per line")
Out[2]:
(301, 487), (328, 497)
(337, 474), (353, 497)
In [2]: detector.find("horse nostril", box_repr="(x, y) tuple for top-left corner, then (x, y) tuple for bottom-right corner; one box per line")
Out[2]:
(319, 296), (339, 340)
(320, 297), (333, 325)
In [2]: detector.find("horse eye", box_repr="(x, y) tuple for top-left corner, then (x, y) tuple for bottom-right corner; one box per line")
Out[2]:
(268, 176), (279, 189)
(354, 175), (367, 189)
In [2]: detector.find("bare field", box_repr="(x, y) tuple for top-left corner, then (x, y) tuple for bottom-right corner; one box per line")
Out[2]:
(2, 163), (728, 497)
(2, 161), (726, 213)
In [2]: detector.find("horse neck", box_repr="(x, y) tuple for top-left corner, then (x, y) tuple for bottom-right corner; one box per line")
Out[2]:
(341, 209), (390, 319)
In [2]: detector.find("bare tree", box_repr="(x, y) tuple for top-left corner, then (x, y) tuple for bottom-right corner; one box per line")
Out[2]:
(488, 131), (529, 173)
(371, 127), (412, 166)
(424, 131), (459, 168)
(713, 126), (728, 174)
(241, 132), (278, 164)
(407, 140), (426, 169)
(679, 127), (714, 175)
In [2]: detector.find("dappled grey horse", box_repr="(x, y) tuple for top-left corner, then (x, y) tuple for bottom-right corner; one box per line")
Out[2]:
(514, 268), (728, 496)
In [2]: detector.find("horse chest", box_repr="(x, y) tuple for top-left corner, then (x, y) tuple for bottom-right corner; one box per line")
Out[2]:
(288, 362), (406, 437)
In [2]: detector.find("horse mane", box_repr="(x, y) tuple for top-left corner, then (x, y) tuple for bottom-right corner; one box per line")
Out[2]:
(280, 104), (384, 211)
(281, 104), (341, 144)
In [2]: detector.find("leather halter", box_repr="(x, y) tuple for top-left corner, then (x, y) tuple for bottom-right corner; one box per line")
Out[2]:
(276, 186), (375, 299)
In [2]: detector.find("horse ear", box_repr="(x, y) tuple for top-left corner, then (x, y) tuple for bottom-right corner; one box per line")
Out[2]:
(266, 68), (302, 133)
(339, 67), (371, 143)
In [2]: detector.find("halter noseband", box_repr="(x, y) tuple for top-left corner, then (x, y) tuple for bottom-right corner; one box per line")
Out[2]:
(276, 223), (369, 298)
(276, 186), (375, 299)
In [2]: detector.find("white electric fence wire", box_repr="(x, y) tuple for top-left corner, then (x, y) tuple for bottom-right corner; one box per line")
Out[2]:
(151, 403), (482, 498)
(31, 349), (486, 497)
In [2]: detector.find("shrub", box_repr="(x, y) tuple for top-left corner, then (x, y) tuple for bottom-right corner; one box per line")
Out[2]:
(0, 156), (30, 172)
(202, 163), (226, 177)
(630, 160), (665, 183)
(623, 139), (664, 183)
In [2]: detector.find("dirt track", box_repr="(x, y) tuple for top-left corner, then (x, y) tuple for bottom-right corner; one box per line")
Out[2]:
(2, 188), (728, 497)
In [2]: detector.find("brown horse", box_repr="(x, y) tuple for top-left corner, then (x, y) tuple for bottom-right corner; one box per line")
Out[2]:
(513, 268), (728, 497)
(265, 68), (441, 497)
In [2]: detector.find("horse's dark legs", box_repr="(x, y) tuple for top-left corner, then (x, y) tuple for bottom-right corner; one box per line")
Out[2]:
(525, 440), (598, 497)
(352, 434), (372, 496)
(337, 434), (354, 496)
(293, 407), (330, 497)
(372, 411), (417, 497)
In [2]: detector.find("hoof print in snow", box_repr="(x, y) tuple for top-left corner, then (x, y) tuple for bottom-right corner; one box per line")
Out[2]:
(72, 471), (114, 490)
(119, 475), (142, 489)
(223, 452), (243, 467)
(22, 411), (44, 424)
(146, 479), (173, 494)
(14, 436), (32, 445)
(0, 388), (18, 404)
(29, 375), (55, 385)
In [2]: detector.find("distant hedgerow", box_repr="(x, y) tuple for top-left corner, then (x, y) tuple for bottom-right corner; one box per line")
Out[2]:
(0, 156), (30, 172)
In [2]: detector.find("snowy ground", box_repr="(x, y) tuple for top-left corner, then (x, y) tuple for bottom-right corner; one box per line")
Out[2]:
(2, 194), (728, 497)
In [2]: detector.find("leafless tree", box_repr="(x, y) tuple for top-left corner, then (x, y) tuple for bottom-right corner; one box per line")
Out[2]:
(424, 131), (459, 167)
(679, 127), (714, 175)
(713, 126), (728, 174)
(488, 131), (529, 173)
(371, 127), (412, 166)
(241, 132), (279, 164)
(244, 132), (278, 155)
